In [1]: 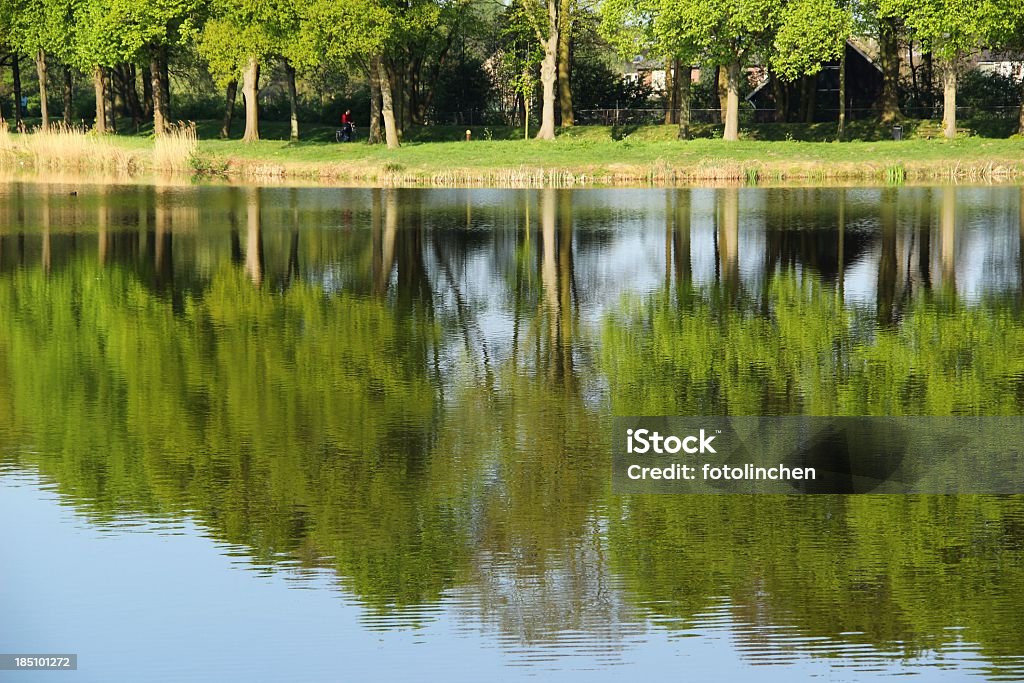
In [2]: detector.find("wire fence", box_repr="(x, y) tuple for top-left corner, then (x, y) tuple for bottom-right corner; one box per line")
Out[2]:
(429, 105), (1022, 128)
(578, 105), (1022, 126)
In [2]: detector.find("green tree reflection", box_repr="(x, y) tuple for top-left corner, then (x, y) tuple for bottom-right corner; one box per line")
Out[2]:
(1, 184), (1023, 676)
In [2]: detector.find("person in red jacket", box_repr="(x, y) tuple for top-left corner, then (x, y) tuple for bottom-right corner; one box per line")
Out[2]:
(339, 110), (353, 142)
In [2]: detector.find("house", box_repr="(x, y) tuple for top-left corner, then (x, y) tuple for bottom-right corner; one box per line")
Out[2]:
(623, 59), (671, 92)
(746, 40), (884, 123)
(974, 51), (1024, 82)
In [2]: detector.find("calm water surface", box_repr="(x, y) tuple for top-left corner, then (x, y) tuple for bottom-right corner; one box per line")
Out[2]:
(1, 183), (1024, 682)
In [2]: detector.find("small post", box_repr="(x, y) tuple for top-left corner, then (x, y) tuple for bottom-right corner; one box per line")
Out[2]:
(466, 129), (471, 142)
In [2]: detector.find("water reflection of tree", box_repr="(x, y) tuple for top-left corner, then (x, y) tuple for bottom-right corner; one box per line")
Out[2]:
(608, 494), (1024, 672)
(2, 185), (1024, 675)
(604, 189), (1024, 671)
(437, 188), (627, 647)
(0, 189), (464, 615)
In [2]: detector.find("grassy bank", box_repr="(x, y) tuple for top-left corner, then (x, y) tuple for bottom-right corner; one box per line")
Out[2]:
(3, 119), (1024, 186)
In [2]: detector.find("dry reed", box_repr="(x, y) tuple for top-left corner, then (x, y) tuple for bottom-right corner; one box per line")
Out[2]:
(153, 122), (199, 172)
(0, 121), (142, 173)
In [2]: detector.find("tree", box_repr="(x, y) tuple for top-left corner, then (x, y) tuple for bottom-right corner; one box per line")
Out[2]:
(69, 0), (202, 135)
(219, 79), (237, 138)
(556, 0), (574, 126)
(976, 1), (1024, 135)
(72, 0), (129, 132)
(491, 1), (543, 131)
(383, 0), (471, 131)
(647, 0), (781, 140)
(772, 0), (852, 135)
(863, 0), (904, 123)
(199, 0), (298, 142)
(518, 0), (570, 139)
(136, 0), (205, 136)
(299, 0), (398, 147)
(889, 0), (997, 139)
(599, 0), (698, 139)
(1, 0), (77, 130)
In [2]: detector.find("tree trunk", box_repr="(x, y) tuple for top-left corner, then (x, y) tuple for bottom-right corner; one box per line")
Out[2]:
(62, 67), (73, 125)
(368, 59), (382, 144)
(942, 63), (956, 139)
(536, 2), (558, 140)
(142, 68), (153, 118)
(803, 73), (816, 123)
(389, 61), (407, 135)
(663, 56), (673, 125)
(124, 65), (143, 131)
(557, 0), (573, 127)
(102, 67), (116, 132)
(723, 60), (740, 141)
(93, 66), (106, 133)
(221, 79), (237, 139)
(399, 65), (412, 134)
(1019, 79), (1024, 135)
(112, 68), (125, 119)
(377, 57), (400, 149)
(150, 57), (169, 135)
(284, 60), (299, 140)
(12, 55), (23, 128)
(241, 57), (260, 143)
(879, 17), (902, 123)
(717, 65), (728, 124)
(671, 58), (682, 124)
(524, 88), (530, 139)
(838, 44), (846, 138)
(35, 49), (49, 131)
(924, 51), (935, 110)
(677, 65), (691, 140)
(771, 71), (786, 122)
(907, 39), (921, 107)
(159, 54), (171, 117)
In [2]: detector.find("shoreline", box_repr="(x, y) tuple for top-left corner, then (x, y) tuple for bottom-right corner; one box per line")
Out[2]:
(219, 155), (1024, 187)
(3, 126), (1024, 188)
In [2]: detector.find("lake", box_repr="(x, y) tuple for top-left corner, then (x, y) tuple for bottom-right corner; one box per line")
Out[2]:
(1, 183), (1023, 682)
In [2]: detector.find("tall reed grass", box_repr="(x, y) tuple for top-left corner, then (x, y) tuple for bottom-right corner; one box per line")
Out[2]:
(153, 122), (199, 172)
(0, 120), (142, 173)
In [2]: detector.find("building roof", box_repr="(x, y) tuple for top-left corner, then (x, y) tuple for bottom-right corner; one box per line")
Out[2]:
(746, 38), (881, 102)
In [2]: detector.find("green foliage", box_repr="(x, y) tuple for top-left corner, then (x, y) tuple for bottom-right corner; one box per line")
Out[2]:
(656, 0), (783, 66)
(574, 7), (652, 109)
(773, 0), (851, 81)
(198, 0), (299, 84)
(297, 0), (394, 69)
(602, 271), (1024, 417)
(431, 55), (494, 119)
(958, 69), (1023, 109)
(886, 0), (999, 65)
(69, 0), (203, 69)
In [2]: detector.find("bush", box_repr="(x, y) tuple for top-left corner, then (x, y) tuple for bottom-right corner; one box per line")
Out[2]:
(958, 70), (1022, 110)
(430, 56), (494, 124)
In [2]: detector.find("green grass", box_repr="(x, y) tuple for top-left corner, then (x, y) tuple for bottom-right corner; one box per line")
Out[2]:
(7, 117), (1024, 185)
(197, 122), (1024, 183)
